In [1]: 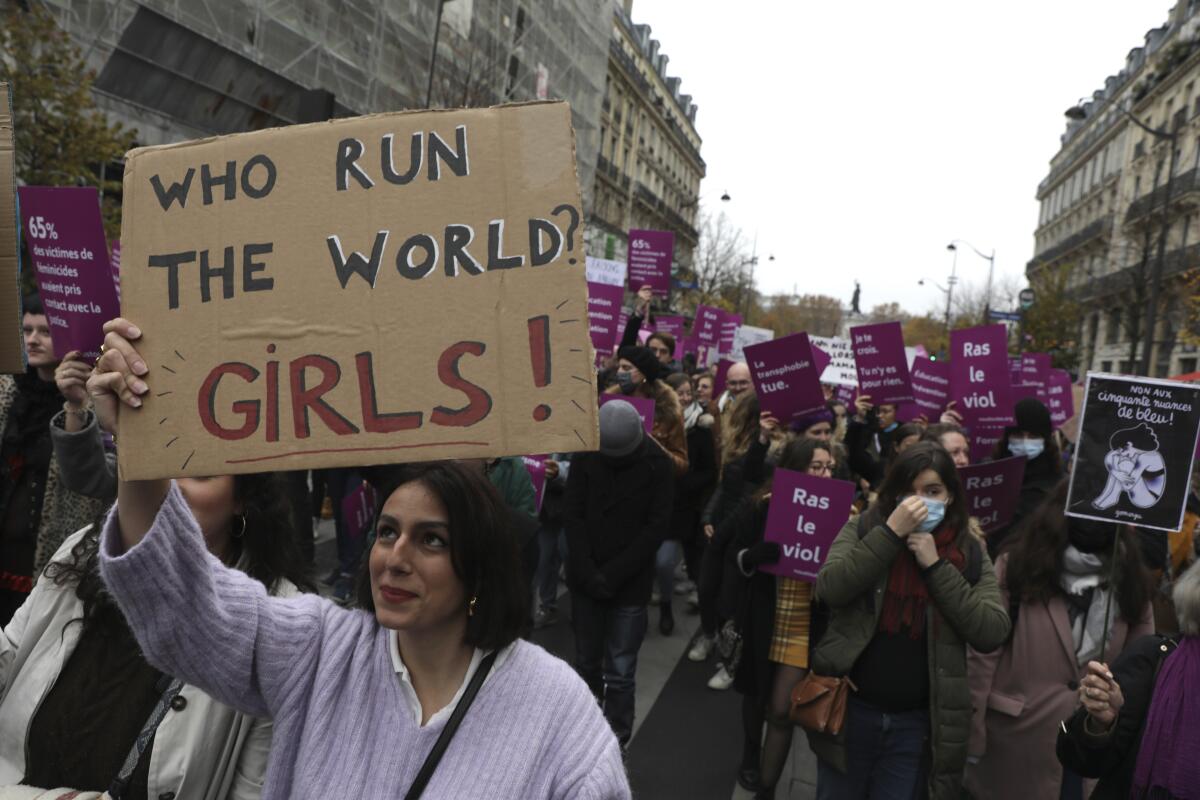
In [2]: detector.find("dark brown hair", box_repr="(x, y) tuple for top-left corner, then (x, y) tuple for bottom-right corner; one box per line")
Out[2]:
(875, 441), (969, 535)
(357, 461), (528, 650)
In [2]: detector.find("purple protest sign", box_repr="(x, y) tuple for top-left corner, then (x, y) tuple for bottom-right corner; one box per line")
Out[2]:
(522, 455), (548, 513)
(341, 481), (378, 541)
(653, 314), (686, 341)
(1009, 356), (1024, 387)
(18, 186), (120, 360)
(811, 340), (832, 376)
(713, 358), (734, 399)
(902, 356), (949, 421)
(110, 240), (121, 301)
(1045, 369), (1074, 428)
(587, 281), (624, 358)
(950, 325), (1015, 431)
(1011, 382), (1048, 406)
(676, 333), (696, 360)
(746, 332), (827, 424)
(970, 425), (1007, 464)
(1021, 353), (1051, 386)
(719, 311), (742, 355)
(599, 393), (655, 434)
(760, 469), (856, 582)
(851, 321), (913, 404)
(695, 305), (722, 347)
(835, 384), (858, 409)
(960, 457), (1026, 534)
(627, 229), (673, 296)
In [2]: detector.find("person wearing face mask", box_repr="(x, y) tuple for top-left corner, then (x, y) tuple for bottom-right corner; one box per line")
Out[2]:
(0, 296), (107, 625)
(844, 394), (900, 490)
(987, 397), (1063, 558)
(965, 482), (1154, 800)
(605, 345), (688, 476)
(811, 442), (1010, 800)
(564, 399), (674, 750)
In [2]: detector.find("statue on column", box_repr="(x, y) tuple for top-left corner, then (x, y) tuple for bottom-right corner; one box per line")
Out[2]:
(850, 281), (861, 315)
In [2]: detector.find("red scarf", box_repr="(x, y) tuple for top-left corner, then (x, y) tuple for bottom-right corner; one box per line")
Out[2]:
(879, 524), (964, 638)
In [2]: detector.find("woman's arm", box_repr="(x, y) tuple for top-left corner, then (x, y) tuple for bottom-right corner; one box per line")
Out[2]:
(924, 543), (1011, 652)
(815, 517), (903, 608)
(49, 410), (118, 501)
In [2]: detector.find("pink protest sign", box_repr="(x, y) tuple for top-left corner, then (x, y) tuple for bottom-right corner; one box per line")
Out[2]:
(110, 240), (121, 300)
(587, 281), (625, 357)
(1021, 353), (1051, 386)
(760, 469), (855, 582)
(694, 305), (722, 347)
(522, 455), (548, 513)
(745, 332), (827, 424)
(970, 425), (1007, 464)
(627, 229), (673, 296)
(960, 456), (1026, 534)
(18, 186), (120, 360)
(718, 311), (742, 355)
(1045, 369), (1074, 428)
(950, 325), (1015, 431)
(851, 321), (913, 404)
(599, 393), (654, 434)
(341, 481), (379, 541)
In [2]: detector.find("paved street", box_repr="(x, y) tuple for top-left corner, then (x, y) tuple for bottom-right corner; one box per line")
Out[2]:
(315, 521), (817, 799)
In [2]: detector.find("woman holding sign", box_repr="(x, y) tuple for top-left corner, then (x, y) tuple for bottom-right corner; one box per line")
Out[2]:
(88, 320), (629, 799)
(965, 484), (1153, 800)
(811, 442), (1010, 800)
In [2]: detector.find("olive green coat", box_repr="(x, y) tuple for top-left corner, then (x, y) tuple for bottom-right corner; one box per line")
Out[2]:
(809, 515), (1011, 800)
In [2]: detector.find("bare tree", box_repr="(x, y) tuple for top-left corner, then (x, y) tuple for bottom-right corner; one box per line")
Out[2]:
(758, 294), (844, 337)
(689, 211), (751, 306)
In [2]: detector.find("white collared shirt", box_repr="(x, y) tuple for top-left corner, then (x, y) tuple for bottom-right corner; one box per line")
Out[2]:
(387, 630), (514, 727)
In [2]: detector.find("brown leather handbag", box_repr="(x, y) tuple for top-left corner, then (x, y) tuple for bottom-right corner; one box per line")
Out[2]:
(789, 672), (857, 735)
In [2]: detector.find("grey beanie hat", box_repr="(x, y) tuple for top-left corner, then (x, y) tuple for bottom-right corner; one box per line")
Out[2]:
(599, 399), (644, 457)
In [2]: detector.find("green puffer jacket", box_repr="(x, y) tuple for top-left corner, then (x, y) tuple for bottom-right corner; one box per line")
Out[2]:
(809, 513), (1011, 800)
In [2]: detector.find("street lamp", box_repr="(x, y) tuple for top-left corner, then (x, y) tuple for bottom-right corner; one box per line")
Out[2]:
(1065, 101), (1176, 376)
(944, 244), (958, 336)
(720, 191), (731, 202)
(947, 240), (996, 323)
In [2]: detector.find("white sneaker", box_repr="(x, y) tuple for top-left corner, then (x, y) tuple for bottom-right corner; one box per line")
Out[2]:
(673, 579), (696, 595)
(650, 588), (661, 604)
(687, 635), (714, 662)
(707, 664), (734, 690)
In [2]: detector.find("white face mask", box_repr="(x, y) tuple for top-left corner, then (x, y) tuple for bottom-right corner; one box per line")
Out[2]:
(1008, 438), (1045, 460)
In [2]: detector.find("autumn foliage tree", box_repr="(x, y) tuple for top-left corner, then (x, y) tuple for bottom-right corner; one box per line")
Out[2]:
(1020, 262), (1081, 370)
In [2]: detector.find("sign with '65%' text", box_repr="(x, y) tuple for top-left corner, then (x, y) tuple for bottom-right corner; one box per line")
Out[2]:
(761, 469), (855, 582)
(118, 103), (598, 479)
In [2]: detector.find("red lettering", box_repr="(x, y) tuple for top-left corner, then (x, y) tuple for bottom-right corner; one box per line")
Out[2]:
(266, 358), (280, 443)
(289, 354), (360, 439)
(431, 341), (492, 427)
(356, 351), (422, 432)
(198, 362), (261, 440)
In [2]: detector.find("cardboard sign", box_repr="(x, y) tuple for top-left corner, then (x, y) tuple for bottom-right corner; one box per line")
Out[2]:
(626, 229), (673, 296)
(110, 240), (122, 301)
(1065, 374), (1200, 531)
(970, 425), (1006, 464)
(0, 83), (22, 373)
(1021, 353), (1051, 386)
(694, 304), (722, 347)
(117, 103), (598, 479)
(718, 311), (742, 355)
(908, 356), (949, 418)
(950, 325), (1015, 431)
(587, 281), (624, 358)
(522, 454), (548, 513)
(1046, 369), (1074, 428)
(851, 321), (913, 404)
(585, 255), (626, 287)
(745, 332), (826, 424)
(341, 480), (378, 541)
(960, 457), (1026, 534)
(18, 186), (121, 361)
(598, 392), (654, 434)
(730, 324), (774, 363)
(760, 469), (855, 582)
(810, 335), (857, 387)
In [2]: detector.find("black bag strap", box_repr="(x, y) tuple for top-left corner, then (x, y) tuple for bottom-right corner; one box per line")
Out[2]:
(403, 649), (500, 800)
(109, 675), (185, 799)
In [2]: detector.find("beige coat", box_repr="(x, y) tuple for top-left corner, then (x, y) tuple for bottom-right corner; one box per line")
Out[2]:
(965, 554), (1154, 800)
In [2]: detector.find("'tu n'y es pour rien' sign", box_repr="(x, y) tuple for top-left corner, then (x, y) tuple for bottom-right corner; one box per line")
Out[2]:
(118, 103), (598, 480)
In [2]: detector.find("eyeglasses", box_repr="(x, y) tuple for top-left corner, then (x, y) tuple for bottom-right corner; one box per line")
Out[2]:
(727, 379), (751, 389)
(809, 462), (834, 475)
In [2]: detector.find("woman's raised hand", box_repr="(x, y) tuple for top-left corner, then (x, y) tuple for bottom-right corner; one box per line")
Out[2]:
(86, 318), (149, 435)
(886, 495), (928, 538)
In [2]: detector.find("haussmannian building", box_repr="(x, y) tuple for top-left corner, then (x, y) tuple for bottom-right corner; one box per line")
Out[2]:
(1031, 0), (1200, 377)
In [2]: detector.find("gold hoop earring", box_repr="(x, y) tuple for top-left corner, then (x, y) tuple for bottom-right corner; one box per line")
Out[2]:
(468, 596), (478, 617)
(233, 515), (247, 539)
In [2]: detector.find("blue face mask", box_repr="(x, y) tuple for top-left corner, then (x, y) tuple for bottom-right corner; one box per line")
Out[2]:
(1008, 438), (1045, 460)
(917, 497), (946, 532)
(883, 422), (899, 433)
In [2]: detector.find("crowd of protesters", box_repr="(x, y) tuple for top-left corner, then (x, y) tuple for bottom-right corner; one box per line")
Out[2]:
(1, 288), (1198, 800)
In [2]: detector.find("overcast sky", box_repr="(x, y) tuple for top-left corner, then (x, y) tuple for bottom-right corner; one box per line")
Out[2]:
(631, 0), (1174, 318)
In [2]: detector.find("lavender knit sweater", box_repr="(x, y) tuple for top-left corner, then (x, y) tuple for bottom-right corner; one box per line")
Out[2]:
(99, 484), (629, 800)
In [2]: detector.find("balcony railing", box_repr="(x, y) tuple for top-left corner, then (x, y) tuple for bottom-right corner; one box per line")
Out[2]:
(1125, 167), (1200, 224)
(1029, 214), (1113, 268)
(634, 181), (699, 241)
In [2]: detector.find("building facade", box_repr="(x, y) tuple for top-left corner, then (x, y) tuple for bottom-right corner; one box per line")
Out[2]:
(1031, 0), (1200, 377)
(586, 0), (704, 284)
(35, 0), (610, 210)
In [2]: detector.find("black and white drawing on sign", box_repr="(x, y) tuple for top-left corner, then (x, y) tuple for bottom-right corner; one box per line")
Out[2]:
(1066, 373), (1200, 532)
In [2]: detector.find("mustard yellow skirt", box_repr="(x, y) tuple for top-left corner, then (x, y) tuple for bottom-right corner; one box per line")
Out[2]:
(768, 577), (813, 668)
